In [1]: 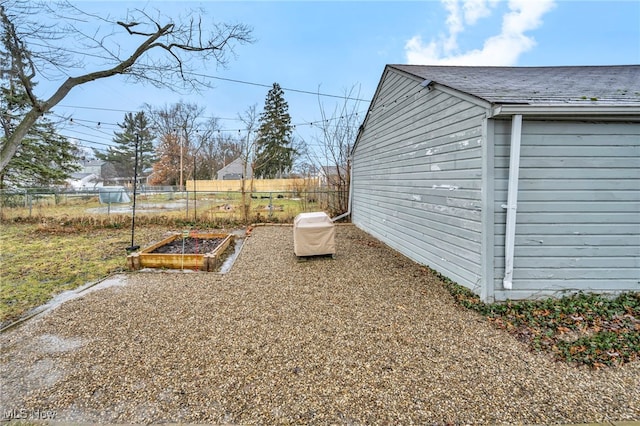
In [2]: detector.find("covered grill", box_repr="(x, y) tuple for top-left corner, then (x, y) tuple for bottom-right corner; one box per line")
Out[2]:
(293, 212), (336, 257)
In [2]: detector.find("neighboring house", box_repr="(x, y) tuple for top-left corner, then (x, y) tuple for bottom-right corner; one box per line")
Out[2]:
(217, 157), (252, 180)
(79, 159), (117, 180)
(72, 159), (154, 188)
(80, 159), (106, 176)
(351, 65), (640, 302)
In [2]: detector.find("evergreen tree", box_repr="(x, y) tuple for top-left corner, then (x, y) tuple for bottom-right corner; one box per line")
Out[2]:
(254, 83), (295, 178)
(0, 75), (80, 188)
(96, 112), (155, 179)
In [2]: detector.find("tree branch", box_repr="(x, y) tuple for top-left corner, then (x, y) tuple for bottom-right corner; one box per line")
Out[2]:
(0, 1), (253, 172)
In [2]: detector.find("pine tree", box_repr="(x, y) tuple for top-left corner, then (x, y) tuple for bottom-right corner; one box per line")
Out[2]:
(96, 112), (155, 179)
(254, 83), (295, 178)
(0, 77), (80, 188)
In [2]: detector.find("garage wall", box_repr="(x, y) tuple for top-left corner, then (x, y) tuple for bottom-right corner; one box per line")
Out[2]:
(352, 69), (488, 294)
(493, 120), (640, 300)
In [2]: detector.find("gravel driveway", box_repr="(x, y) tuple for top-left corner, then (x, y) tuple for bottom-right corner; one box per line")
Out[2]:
(1, 225), (638, 424)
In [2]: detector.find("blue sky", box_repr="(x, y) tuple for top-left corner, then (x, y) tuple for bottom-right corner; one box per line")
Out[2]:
(35, 0), (640, 156)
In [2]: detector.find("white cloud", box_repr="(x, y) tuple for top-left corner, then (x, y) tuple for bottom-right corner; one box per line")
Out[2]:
(405, 0), (555, 65)
(463, 0), (498, 24)
(442, 0), (463, 53)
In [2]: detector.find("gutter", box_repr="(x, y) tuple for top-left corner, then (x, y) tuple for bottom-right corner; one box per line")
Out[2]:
(491, 104), (640, 120)
(502, 114), (523, 290)
(332, 159), (353, 222)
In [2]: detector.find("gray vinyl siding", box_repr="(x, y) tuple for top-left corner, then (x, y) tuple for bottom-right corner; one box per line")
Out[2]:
(492, 120), (640, 300)
(352, 70), (487, 293)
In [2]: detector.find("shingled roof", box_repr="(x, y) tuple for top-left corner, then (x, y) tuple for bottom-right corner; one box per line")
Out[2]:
(390, 64), (640, 106)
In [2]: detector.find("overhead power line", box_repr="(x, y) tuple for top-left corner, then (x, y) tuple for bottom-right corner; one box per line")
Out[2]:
(52, 71), (370, 116)
(56, 105), (135, 114)
(187, 71), (371, 102)
(59, 133), (112, 150)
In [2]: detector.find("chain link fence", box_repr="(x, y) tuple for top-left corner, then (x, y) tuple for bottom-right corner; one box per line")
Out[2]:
(0, 186), (349, 224)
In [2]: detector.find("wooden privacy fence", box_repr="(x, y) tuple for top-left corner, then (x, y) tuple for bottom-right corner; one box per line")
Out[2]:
(186, 178), (320, 193)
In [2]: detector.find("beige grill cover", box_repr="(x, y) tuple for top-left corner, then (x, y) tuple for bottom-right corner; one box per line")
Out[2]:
(293, 212), (336, 256)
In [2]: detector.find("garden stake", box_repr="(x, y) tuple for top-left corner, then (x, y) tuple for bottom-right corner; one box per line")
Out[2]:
(126, 134), (140, 252)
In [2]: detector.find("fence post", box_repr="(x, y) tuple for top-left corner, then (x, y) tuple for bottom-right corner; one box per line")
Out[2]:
(185, 190), (189, 220)
(269, 192), (273, 219)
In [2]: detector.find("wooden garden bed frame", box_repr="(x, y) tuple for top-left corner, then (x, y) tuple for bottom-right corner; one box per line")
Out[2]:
(127, 232), (234, 272)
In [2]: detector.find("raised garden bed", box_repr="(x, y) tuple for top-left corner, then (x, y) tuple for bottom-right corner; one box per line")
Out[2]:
(127, 232), (234, 272)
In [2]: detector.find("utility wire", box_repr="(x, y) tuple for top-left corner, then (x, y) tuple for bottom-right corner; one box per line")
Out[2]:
(59, 133), (113, 149)
(187, 71), (370, 102)
(56, 104), (135, 114)
(55, 109), (368, 136)
(60, 117), (119, 139)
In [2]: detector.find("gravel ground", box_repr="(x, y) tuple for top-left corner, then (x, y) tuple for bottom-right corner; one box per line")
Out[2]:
(1, 224), (638, 424)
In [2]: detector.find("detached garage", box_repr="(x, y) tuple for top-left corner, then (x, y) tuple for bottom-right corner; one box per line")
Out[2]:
(351, 65), (639, 302)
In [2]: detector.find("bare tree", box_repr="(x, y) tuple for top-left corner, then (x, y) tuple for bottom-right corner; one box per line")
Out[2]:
(0, 0), (253, 172)
(193, 118), (242, 180)
(193, 117), (222, 181)
(308, 85), (362, 215)
(149, 131), (180, 186)
(237, 104), (259, 224)
(145, 101), (206, 187)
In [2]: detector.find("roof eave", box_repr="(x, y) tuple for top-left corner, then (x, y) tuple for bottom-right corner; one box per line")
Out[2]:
(490, 104), (640, 121)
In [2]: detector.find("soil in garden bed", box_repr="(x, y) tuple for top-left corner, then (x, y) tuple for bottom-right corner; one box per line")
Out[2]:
(150, 237), (226, 254)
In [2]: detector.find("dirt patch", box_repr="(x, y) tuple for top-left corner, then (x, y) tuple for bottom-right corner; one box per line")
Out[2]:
(150, 237), (226, 254)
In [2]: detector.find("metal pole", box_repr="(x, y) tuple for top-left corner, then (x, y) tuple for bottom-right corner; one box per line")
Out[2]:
(192, 137), (206, 223)
(179, 130), (184, 192)
(127, 134), (140, 252)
